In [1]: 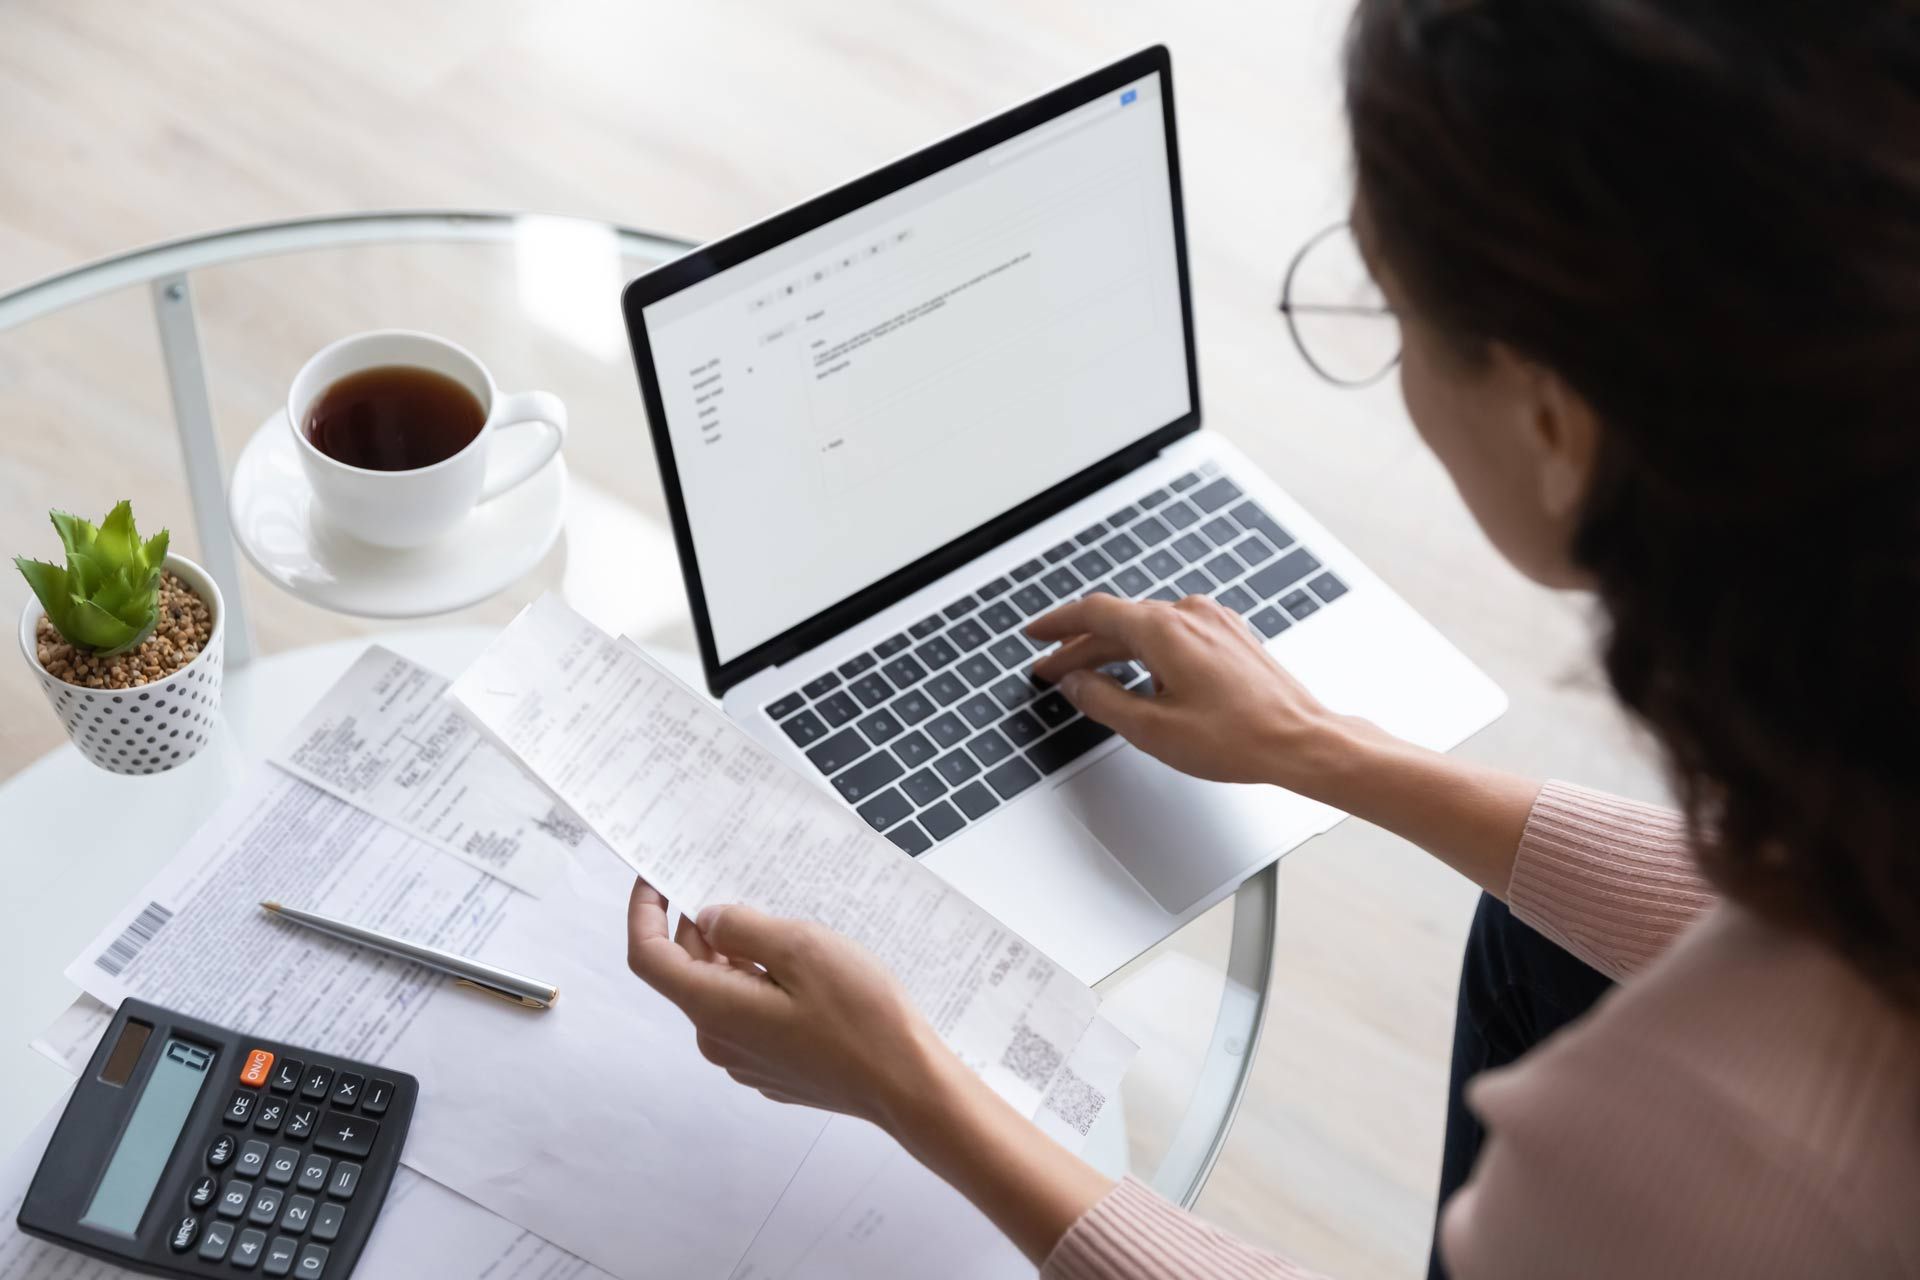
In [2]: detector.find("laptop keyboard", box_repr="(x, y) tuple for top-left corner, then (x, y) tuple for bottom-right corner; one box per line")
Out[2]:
(762, 463), (1348, 856)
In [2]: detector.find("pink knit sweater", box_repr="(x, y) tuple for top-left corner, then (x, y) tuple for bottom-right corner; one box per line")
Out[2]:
(1042, 782), (1920, 1278)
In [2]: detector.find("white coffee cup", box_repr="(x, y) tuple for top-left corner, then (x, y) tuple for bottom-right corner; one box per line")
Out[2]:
(288, 330), (567, 549)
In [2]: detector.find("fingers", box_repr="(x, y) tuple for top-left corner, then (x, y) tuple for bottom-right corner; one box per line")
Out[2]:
(1029, 633), (1135, 685)
(1055, 668), (1167, 738)
(697, 903), (811, 972)
(630, 880), (786, 1027)
(1025, 594), (1161, 651)
(675, 911), (719, 964)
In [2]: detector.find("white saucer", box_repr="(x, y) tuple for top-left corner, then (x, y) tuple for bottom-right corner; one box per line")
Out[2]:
(228, 411), (568, 619)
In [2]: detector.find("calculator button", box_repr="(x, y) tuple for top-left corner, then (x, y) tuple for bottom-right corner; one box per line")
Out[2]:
(296, 1154), (331, 1193)
(311, 1202), (345, 1243)
(169, 1214), (200, 1252)
(236, 1139), (270, 1179)
(326, 1161), (361, 1200)
(218, 1180), (251, 1218)
(329, 1072), (363, 1109)
(312, 1112), (377, 1158)
(360, 1079), (394, 1116)
(267, 1146), (300, 1185)
(248, 1185), (285, 1226)
(300, 1066), (334, 1101)
(189, 1174), (217, 1209)
(264, 1236), (299, 1277)
(224, 1088), (257, 1125)
(296, 1243), (331, 1277)
(280, 1194), (316, 1235)
(199, 1219), (235, 1261)
(254, 1098), (287, 1134)
(232, 1227), (268, 1270)
(269, 1058), (303, 1094)
(240, 1049), (275, 1088)
(208, 1134), (237, 1168)
(284, 1104), (317, 1140)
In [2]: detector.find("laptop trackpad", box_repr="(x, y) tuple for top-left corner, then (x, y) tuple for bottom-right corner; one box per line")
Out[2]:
(1057, 747), (1312, 913)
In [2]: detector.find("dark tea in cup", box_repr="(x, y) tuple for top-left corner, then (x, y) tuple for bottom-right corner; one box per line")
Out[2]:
(303, 364), (486, 471)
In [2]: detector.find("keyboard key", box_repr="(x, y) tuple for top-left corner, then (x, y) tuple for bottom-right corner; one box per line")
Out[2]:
(226, 1089), (258, 1125)
(949, 618), (992, 652)
(266, 1147), (299, 1186)
(984, 757), (1042, 800)
(1009, 584), (1052, 615)
(1229, 501), (1293, 553)
(236, 1050), (270, 1086)
(848, 673), (893, 707)
(857, 788), (913, 832)
(236, 1140), (269, 1178)
(1084, 581), (1117, 597)
(958, 693), (1000, 728)
(1074, 522), (1107, 545)
(1217, 585), (1258, 614)
(1281, 589), (1321, 621)
(1310, 571), (1349, 602)
(1105, 503), (1139, 525)
(886, 822), (932, 856)
(268, 1059), (302, 1095)
(1131, 514), (1172, 545)
(875, 633), (910, 659)
(967, 729), (1014, 767)
(979, 601), (1021, 634)
(1099, 531), (1142, 563)
(1143, 548), (1181, 579)
(988, 673), (1040, 711)
(1233, 534), (1276, 566)
(1029, 715), (1115, 774)
(802, 671), (842, 698)
(925, 671), (969, 705)
(190, 1175), (217, 1208)
(232, 1227), (266, 1268)
(952, 781), (999, 820)
(920, 800), (965, 841)
(977, 576), (1011, 599)
(1139, 488), (1171, 508)
(1070, 549), (1112, 579)
(1201, 516), (1240, 547)
(1044, 540), (1077, 564)
(957, 654), (999, 687)
(279, 1194), (315, 1235)
(283, 1106), (316, 1141)
(857, 708), (903, 745)
(1148, 586), (1179, 602)
(209, 1135), (237, 1169)
(914, 635), (958, 669)
(807, 729), (868, 775)
(253, 1098), (286, 1134)
(360, 1080), (393, 1117)
(944, 596), (979, 620)
(925, 712), (968, 749)
(1000, 710), (1045, 747)
(199, 1221), (235, 1262)
(296, 1154), (331, 1194)
(1040, 567), (1082, 597)
(1175, 569), (1213, 595)
(219, 1179), (252, 1218)
(831, 752), (903, 803)
(1170, 470), (1201, 492)
(1162, 501), (1200, 530)
(893, 730), (936, 768)
(248, 1186), (284, 1227)
(909, 615), (944, 639)
(1191, 476), (1243, 512)
(311, 1203), (345, 1244)
(295, 1244), (331, 1279)
(780, 709), (827, 748)
(816, 691), (861, 726)
(1011, 558), (1045, 581)
(893, 689), (936, 725)
(838, 653), (876, 679)
(881, 655), (927, 688)
(326, 1162), (361, 1200)
(1031, 691), (1076, 727)
(264, 1235), (297, 1276)
(311, 1112), (376, 1159)
(1248, 548), (1321, 600)
(933, 750), (981, 786)
(1114, 565), (1153, 597)
(901, 768), (948, 806)
(1172, 532), (1210, 563)
(988, 635), (1030, 667)
(766, 692), (805, 720)
(1204, 551), (1242, 582)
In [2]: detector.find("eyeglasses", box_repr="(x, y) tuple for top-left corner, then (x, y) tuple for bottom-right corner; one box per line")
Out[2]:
(1277, 221), (1400, 388)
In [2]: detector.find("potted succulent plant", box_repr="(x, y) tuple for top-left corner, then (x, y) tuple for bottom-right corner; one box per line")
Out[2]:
(14, 501), (225, 775)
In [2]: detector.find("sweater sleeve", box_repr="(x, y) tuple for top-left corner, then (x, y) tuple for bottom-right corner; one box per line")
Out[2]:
(1506, 781), (1716, 983)
(1041, 1178), (1327, 1280)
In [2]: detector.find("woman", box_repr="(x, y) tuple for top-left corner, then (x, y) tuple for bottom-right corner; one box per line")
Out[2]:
(628, 1), (1920, 1275)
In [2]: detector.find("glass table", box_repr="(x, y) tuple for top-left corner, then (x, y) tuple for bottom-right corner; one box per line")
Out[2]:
(0, 212), (1276, 1218)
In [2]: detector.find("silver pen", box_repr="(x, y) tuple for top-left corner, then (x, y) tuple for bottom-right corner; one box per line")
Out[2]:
(260, 901), (558, 1010)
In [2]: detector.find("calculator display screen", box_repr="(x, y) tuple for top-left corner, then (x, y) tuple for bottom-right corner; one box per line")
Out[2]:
(79, 1039), (216, 1236)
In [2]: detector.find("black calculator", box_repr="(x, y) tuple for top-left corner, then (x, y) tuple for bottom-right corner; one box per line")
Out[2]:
(17, 999), (416, 1279)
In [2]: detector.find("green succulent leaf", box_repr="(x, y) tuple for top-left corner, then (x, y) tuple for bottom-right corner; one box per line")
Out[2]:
(16, 502), (171, 655)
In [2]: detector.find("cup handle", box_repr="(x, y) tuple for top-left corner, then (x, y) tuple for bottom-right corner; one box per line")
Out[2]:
(479, 390), (568, 503)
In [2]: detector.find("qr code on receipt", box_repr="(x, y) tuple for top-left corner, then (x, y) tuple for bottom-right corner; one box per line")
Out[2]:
(1000, 1021), (1065, 1091)
(535, 804), (589, 848)
(1041, 1066), (1107, 1136)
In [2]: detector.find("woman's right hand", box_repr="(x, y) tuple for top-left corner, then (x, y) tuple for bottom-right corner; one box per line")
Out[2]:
(1026, 593), (1384, 792)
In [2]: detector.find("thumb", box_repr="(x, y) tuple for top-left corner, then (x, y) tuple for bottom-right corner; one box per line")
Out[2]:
(697, 903), (803, 969)
(1057, 669), (1162, 738)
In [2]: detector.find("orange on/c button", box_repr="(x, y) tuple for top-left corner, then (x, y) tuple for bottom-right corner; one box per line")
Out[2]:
(239, 1049), (275, 1087)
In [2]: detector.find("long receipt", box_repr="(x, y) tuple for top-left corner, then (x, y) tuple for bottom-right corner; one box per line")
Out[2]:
(450, 594), (1102, 1114)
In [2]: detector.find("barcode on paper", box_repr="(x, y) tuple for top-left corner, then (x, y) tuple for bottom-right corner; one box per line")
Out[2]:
(94, 901), (173, 977)
(1000, 1021), (1065, 1091)
(534, 804), (588, 848)
(1042, 1066), (1107, 1136)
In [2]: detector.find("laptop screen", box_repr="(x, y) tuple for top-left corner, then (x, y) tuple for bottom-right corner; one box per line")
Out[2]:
(638, 65), (1192, 669)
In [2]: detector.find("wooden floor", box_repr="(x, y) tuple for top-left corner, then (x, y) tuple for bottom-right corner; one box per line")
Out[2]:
(0, 3), (1671, 1275)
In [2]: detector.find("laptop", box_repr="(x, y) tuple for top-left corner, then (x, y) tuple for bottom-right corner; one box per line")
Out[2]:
(621, 46), (1506, 984)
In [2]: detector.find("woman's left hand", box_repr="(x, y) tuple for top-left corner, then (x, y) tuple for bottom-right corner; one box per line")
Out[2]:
(625, 877), (952, 1132)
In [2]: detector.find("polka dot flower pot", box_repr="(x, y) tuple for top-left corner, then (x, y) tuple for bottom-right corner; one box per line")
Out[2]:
(17, 554), (225, 776)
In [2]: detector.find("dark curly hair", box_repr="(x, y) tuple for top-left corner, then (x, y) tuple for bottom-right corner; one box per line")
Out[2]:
(1346, 0), (1920, 1009)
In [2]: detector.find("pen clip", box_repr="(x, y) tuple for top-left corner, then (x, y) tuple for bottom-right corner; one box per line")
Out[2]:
(454, 978), (555, 1010)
